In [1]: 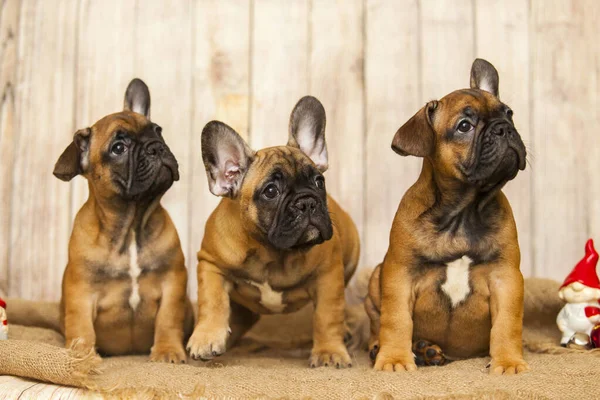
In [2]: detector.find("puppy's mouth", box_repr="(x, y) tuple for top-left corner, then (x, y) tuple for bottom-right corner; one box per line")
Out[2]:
(461, 119), (526, 192)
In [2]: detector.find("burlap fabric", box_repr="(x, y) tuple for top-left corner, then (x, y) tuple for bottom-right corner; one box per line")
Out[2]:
(2, 278), (599, 399)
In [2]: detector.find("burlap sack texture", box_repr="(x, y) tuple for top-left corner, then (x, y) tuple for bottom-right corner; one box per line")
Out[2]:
(2, 278), (600, 399)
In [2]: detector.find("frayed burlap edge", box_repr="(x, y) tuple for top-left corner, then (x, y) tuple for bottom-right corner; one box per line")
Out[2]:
(0, 338), (101, 389)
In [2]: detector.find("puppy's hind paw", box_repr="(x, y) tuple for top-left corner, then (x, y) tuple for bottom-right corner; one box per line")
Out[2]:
(412, 339), (447, 366)
(369, 342), (379, 363)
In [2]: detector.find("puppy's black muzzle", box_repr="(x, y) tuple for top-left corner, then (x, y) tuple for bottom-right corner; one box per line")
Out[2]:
(142, 139), (180, 181)
(466, 119), (526, 190)
(268, 192), (333, 250)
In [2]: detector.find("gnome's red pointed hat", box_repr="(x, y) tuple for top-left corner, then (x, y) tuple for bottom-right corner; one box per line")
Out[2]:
(560, 239), (600, 289)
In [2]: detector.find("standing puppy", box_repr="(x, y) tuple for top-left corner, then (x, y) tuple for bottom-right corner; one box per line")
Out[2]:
(366, 59), (529, 374)
(187, 96), (360, 368)
(54, 79), (193, 362)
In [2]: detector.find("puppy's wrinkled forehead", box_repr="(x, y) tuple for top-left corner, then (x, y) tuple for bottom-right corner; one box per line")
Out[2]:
(434, 89), (504, 129)
(92, 111), (150, 144)
(247, 146), (315, 185)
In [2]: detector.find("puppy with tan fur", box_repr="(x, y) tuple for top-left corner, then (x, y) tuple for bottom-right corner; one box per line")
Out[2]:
(366, 59), (529, 374)
(53, 79), (193, 362)
(186, 96), (360, 368)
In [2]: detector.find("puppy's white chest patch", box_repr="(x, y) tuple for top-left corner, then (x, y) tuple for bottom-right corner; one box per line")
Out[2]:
(248, 281), (285, 312)
(441, 256), (472, 307)
(128, 233), (141, 311)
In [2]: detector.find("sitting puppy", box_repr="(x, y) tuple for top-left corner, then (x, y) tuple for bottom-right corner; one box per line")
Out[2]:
(53, 79), (194, 362)
(366, 59), (529, 374)
(186, 96), (360, 368)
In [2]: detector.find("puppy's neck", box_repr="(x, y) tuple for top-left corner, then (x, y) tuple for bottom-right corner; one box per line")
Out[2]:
(87, 182), (162, 249)
(419, 159), (500, 234)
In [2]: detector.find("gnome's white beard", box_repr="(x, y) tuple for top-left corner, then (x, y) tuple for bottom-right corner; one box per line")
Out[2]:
(559, 284), (600, 303)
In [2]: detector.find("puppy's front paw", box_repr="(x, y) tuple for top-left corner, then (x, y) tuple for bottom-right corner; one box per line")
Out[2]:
(309, 346), (352, 369)
(374, 350), (417, 372)
(489, 357), (530, 375)
(186, 325), (230, 361)
(150, 342), (187, 364)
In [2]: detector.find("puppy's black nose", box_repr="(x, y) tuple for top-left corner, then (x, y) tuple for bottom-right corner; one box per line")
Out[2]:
(491, 123), (509, 137)
(145, 141), (166, 156)
(294, 196), (317, 213)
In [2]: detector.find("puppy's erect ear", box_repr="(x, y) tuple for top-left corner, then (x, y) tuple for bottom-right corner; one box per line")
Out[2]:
(470, 58), (499, 97)
(392, 101), (437, 158)
(53, 128), (91, 181)
(201, 121), (255, 198)
(124, 78), (151, 118)
(287, 96), (328, 172)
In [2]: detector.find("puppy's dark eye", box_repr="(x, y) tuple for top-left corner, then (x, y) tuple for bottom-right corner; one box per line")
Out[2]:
(314, 175), (325, 190)
(262, 183), (280, 200)
(111, 142), (127, 155)
(457, 120), (473, 133)
(154, 125), (163, 137)
(506, 109), (514, 118)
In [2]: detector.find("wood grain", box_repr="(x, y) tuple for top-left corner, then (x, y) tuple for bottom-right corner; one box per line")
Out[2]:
(584, 1), (600, 257)
(309, 0), (365, 265)
(363, 0), (422, 269)
(0, 0), (20, 294)
(0, 376), (93, 399)
(188, 0), (250, 300)
(420, 0), (475, 99)
(250, 0), (308, 149)
(530, 0), (596, 280)
(9, 0), (77, 300)
(474, 0), (533, 276)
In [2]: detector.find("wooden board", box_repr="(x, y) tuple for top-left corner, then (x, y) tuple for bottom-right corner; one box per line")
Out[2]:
(474, 0), (533, 276)
(188, 0), (250, 300)
(530, 0), (597, 280)
(8, 0), (78, 300)
(0, 0), (20, 294)
(363, 0), (422, 269)
(420, 0), (475, 99)
(309, 0), (365, 265)
(0, 376), (93, 399)
(250, 0), (308, 149)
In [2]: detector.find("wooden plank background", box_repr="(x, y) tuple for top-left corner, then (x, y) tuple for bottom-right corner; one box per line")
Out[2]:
(0, 0), (598, 301)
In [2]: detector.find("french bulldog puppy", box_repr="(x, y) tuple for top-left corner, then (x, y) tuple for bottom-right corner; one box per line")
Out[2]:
(53, 79), (194, 362)
(366, 59), (529, 374)
(186, 96), (360, 368)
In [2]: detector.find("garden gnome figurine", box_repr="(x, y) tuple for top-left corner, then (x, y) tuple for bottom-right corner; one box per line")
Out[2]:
(557, 239), (600, 346)
(0, 298), (7, 340)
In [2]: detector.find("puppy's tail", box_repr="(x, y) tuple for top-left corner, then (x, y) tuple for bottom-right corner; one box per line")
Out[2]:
(344, 266), (373, 352)
(6, 298), (62, 333)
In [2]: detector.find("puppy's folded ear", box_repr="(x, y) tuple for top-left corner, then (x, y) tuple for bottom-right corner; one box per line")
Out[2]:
(392, 101), (437, 157)
(53, 128), (91, 181)
(201, 121), (255, 198)
(470, 58), (499, 97)
(124, 78), (151, 119)
(287, 96), (328, 172)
